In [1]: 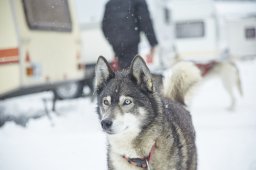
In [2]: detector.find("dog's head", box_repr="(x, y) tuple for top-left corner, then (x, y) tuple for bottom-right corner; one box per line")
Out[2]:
(95, 55), (159, 135)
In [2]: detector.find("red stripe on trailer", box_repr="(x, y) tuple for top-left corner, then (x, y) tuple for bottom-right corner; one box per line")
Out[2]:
(0, 48), (19, 65)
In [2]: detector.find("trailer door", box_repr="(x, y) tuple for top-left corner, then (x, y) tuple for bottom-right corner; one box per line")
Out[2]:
(13, 0), (83, 87)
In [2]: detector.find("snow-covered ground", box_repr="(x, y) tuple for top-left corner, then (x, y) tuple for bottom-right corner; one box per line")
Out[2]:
(0, 59), (256, 170)
(191, 59), (256, 170)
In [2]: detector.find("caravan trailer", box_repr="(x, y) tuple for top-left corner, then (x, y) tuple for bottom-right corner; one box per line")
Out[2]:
(0, 0), (84, 99)
(168, 0), (219, 61)
(216, 1), (256, 59)
(167, 0), (256, 61)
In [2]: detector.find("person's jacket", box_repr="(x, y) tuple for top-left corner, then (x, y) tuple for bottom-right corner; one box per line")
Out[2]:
(102, 0), (158, 48)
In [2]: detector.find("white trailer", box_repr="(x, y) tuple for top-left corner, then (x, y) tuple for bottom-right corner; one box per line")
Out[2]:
(216, 1), (256, 59)
(167, 0), (219, 61)
(224, 17), (256, 59)
(167, 0), (256, 61)
(0, 0), (84, 99)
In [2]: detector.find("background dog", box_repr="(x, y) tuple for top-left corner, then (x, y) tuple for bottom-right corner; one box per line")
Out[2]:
(196, 60), (243, 110)
(95, 55), (201, 170)
(192, 60), (243, 110)
(173, 55), (243, 110)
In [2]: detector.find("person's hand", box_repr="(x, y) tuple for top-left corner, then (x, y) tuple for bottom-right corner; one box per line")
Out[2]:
(146, 47), (155, 64)
(111, 57), (119, 71)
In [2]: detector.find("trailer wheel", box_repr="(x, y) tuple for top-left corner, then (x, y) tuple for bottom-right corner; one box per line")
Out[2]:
(53, 81), (84, 100)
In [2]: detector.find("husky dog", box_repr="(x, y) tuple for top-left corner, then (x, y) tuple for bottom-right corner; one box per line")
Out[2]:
(197, 61), (243, 110)
(173, 52), (243, 110)
(172, 48), (243, 111)
(95, 55), (201, 170)
(184, 60), (242, 110)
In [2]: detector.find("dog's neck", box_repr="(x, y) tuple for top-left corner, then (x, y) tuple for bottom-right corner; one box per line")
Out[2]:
(108, 128), (143, 158)
(107, 123), (161, 158)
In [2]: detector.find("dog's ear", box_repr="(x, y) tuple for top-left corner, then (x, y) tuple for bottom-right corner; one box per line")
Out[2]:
(95, 56), (114, 90)
(130, 55), (154, 92)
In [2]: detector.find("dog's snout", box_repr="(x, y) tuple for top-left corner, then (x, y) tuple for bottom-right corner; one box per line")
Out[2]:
(101, 119), (113, 130)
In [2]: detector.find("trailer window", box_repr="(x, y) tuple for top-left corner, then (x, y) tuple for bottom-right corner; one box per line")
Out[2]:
(23, 0), (72, 32)
(175, 21), (205, 39)
(245, 27), (256, 40)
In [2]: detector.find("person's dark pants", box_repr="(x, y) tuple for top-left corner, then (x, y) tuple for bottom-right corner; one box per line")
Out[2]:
(113, 43), (138, 69)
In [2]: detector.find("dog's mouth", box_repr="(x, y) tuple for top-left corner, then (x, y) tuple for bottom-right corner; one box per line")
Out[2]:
(104, 129), (115, 135)
(104, 126), (128, 135)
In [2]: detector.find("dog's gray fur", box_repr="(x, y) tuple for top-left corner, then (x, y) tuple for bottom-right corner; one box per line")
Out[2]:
(95, 55), (200, 170)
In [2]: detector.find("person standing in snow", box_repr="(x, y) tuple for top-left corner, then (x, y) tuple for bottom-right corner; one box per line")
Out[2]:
(102, 0), (158, 69)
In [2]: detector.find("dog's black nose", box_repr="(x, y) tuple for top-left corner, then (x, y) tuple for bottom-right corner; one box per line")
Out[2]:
(101, 119), (113, 130)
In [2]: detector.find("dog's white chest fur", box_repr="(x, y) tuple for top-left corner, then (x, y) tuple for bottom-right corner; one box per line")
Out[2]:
(108, 129), (144, 170)
(108, 129), (140, 157)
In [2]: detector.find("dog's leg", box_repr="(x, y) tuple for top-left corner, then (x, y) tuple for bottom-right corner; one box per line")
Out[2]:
(220, 63), (237, 111)
(233, 63), (243, 97)
(222, 80), (236, 111)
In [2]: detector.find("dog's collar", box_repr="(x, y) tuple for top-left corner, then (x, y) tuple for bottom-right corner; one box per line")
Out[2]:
(122, 143), (156, 169)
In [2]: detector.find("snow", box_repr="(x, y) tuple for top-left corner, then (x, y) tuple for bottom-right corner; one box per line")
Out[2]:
(191, 59), (256, 170)
(0, 59), (256, 170)
(0, 97), (107, 170)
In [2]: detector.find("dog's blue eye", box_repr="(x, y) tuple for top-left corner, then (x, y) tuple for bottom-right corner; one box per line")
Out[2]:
(123, 99), (132, 105)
